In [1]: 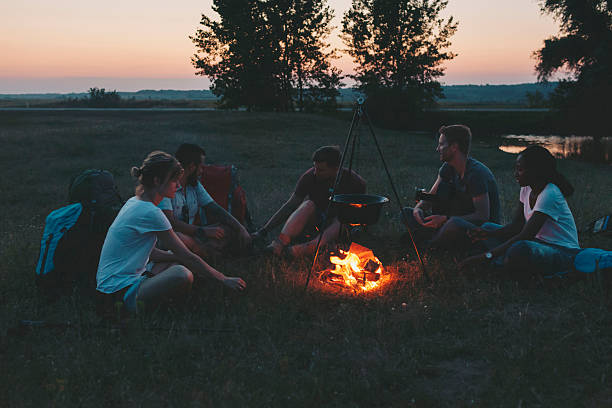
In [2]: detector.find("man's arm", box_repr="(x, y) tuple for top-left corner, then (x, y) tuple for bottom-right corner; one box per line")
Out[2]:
(258, 192), (304, 234)
(457, 193), (490, 224)
(415, 175), (442, 212)
(203, 201), (251, 246)
(412, 175), (442, 226)
(425, 192), (491, 228)
(204, 201), (244, 230)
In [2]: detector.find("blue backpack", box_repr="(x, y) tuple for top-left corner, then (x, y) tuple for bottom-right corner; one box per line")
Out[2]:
(35, 170), (122, 300)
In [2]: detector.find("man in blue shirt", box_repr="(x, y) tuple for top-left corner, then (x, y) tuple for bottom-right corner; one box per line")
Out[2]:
(159, 144), (251, 259)
(403, 124), (501, 249)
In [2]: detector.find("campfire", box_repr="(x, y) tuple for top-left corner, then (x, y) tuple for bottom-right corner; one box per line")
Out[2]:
(320, 242), (384, 291)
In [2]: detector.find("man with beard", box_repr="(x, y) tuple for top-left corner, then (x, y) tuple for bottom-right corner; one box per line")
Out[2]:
(158, 143), (251, 259)
(253, 145), (366, 258)
(402, 124), (500, 249)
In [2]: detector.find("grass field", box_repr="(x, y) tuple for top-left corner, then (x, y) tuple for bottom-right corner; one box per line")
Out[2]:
(1, 111), (611, 407)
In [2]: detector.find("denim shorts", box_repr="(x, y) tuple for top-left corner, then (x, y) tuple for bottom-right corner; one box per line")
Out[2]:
(122, 275), (147, 312)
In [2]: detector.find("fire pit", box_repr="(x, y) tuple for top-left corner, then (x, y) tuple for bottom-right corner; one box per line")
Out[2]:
(319, 242), (384, 291)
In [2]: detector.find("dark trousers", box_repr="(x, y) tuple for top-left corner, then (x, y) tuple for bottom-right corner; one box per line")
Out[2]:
(401, 207), (478, 249)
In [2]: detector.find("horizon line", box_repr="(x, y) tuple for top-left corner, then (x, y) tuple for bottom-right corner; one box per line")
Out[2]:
(0, 82), (559, 96)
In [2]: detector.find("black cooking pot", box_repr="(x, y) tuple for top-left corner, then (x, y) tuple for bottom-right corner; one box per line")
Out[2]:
(331, 194), (390, 225)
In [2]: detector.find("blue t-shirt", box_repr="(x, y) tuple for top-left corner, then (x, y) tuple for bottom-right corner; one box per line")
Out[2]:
(97, 197), (172, 294)
(158, 181), (214, 225)
(438, 157), (501, 223)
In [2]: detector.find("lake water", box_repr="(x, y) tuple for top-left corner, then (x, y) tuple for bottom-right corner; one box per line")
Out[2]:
(499, 135), (612, 164)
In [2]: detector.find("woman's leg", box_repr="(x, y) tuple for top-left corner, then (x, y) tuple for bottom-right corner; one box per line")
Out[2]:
(504, 240), (578, 284)
(137, 264), (194, 306)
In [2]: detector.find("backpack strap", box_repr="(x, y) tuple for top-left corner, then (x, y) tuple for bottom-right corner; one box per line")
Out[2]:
(227, 165), (239, 214)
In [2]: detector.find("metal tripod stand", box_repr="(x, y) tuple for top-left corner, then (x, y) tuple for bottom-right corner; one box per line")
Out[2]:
(303, 98), (428, 291)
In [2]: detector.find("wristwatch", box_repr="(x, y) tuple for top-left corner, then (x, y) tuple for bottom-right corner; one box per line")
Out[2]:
(484, 252), (493, 260)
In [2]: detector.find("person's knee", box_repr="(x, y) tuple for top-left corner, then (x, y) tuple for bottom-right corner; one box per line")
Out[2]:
(298, 199), (316, 212)
(171, 265), (194, 287)
(504, 240), (533, 269)
(321, 218), (341, 240)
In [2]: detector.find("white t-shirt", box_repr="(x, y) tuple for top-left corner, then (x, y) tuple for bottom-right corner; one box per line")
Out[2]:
(158, 181), (214, 225)
(97, 197), (172, 294)
(519, 183), (580, 249)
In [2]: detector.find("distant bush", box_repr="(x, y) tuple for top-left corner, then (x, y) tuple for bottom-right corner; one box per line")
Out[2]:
(525, 90), (549, 108)
(86, 87), (121, 107)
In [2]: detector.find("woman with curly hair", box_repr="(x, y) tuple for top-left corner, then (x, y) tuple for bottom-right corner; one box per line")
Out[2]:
(460, 145), (580, 284)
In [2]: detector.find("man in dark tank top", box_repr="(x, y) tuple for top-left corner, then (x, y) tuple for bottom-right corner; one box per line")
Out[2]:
(253, 145), (365, 258)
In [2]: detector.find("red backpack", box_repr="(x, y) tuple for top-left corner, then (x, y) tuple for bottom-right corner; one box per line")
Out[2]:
(200, 164), (253, 230)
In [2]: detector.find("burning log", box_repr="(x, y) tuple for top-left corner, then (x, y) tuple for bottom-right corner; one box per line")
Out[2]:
(319, 242), (384, 291)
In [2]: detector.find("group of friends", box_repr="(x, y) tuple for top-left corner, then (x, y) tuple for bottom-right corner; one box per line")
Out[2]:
(96, 124), (591, 312)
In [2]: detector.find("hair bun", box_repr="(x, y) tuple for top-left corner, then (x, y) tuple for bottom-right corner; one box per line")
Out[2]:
(131, 166), (142, 178)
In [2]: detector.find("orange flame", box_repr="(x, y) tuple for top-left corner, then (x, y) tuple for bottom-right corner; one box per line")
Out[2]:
(323, 242), (383, 291)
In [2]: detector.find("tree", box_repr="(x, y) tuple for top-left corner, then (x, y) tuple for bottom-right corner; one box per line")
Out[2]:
(534, 0), (612, 128)
(87, 87), (121, 107)
(190, 0), (341, 111)
(342, 0), (457, 123)
(526, 90), (549, 108)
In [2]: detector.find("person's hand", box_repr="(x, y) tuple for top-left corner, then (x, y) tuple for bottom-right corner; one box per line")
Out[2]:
(423, 214), (448, 229)
(204, 226), (225, 240)
(458, 253), (486, 269)
(467, 227), (489, 242)
(413, 207), (426, 226)
(223, 276), (246, 291)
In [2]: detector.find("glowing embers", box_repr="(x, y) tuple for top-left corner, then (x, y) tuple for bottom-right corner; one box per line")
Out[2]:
(320, 242), (384, 291)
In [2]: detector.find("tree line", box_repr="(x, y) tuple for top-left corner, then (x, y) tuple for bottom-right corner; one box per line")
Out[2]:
(191, 0), (455, 117)
(191, 0), (611, 129)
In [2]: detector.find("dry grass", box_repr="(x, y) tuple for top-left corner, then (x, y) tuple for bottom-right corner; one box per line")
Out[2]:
(0, 110), (611, 407)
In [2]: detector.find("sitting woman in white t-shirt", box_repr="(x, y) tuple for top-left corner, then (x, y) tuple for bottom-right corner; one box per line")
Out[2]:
(460, 145), (581, 284)
(96, 151), (246, 312)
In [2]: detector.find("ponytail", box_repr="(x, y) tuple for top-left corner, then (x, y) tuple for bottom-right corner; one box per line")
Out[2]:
(519, 145), (574, 197)
(130, 166), (142, 178)
(552, 171), (574, 197)
(132, 151), (183, 192)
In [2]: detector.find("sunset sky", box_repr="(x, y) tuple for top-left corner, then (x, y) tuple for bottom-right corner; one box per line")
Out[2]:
(0, 0), (562, 93)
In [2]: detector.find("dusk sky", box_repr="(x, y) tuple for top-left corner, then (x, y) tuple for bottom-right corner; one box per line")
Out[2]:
(0, 0), (562, 93)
